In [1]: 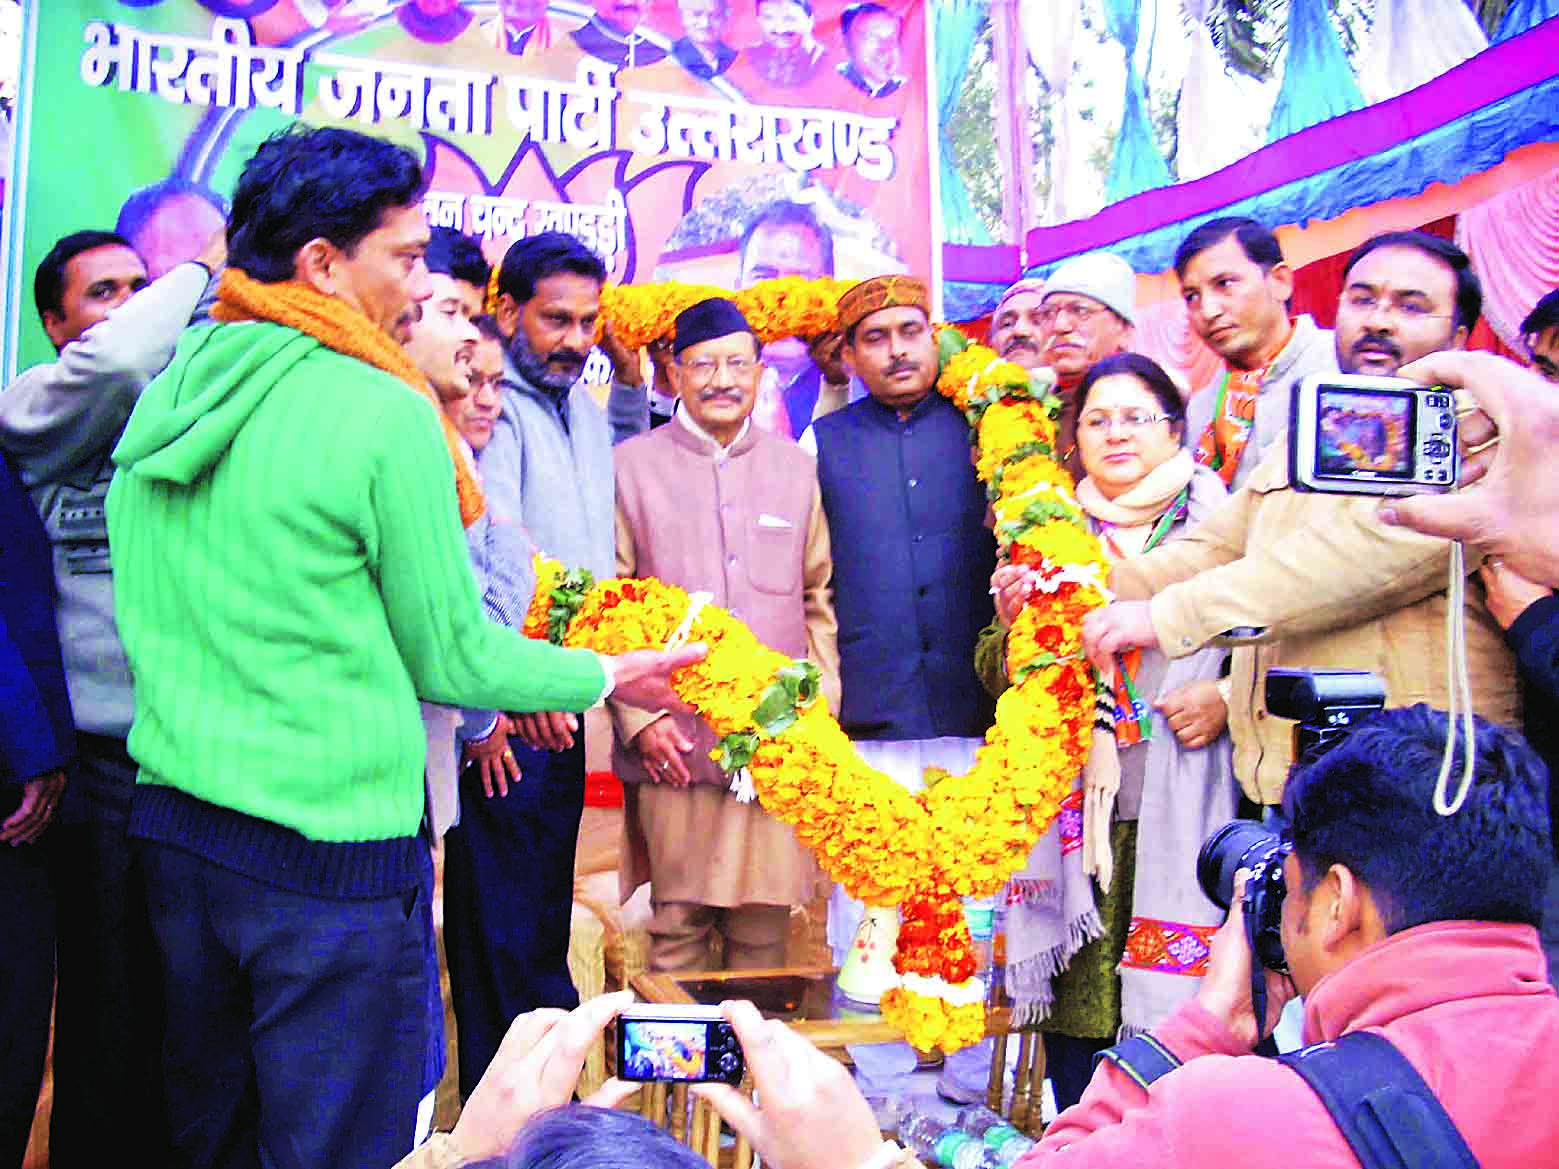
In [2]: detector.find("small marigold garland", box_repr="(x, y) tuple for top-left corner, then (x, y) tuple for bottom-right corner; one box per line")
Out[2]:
(521, 301), (1109, 1053)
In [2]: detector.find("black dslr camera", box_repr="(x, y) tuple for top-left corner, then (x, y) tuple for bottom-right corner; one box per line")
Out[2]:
(1196, 669), (1385, 1035)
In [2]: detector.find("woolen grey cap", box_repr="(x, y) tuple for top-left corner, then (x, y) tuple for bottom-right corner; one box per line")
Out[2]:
(1043, 252), (1138, 325)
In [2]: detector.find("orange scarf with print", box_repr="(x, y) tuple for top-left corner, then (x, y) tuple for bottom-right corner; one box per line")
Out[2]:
(1194, 321), (1294, 488)
(212, 268), (485, 527)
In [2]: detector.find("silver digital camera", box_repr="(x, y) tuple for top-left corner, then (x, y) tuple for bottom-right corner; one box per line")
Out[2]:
(1290, 373), (1458, 497)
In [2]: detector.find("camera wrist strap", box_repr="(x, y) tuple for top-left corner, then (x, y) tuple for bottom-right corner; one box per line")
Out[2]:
(1433, 542), (1476, 816)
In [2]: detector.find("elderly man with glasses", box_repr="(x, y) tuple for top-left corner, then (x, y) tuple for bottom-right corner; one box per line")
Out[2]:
(609, 298), (840, 973)
(991, 253), (1138, 479)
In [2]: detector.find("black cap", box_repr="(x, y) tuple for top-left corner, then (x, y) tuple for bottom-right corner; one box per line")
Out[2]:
(673, 298), (755, 356)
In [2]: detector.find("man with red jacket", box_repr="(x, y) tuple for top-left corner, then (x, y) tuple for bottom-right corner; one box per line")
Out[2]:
(1010, 704), (1558, 1167)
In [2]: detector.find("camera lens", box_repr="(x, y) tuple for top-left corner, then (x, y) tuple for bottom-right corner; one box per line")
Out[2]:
(1196, 820), (1281, 910)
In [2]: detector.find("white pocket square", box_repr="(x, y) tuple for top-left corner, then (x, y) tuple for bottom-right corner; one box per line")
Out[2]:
(757, 513), (793, 529)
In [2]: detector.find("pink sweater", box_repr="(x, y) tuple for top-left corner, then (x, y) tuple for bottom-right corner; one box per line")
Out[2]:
(1018, 921), (1559, 1167)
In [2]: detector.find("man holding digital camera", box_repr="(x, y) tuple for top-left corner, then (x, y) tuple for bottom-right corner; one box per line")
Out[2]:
(1084, 230), (1519, 811)
(1008, 705), (1559, 1167)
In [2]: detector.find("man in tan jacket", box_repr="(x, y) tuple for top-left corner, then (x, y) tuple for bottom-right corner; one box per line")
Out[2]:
(1084, 231), (1518, 808)
(610, 297), (839, 971)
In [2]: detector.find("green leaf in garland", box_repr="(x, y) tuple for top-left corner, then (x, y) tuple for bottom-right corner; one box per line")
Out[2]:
(716, 731), (761, 774)
(936, 324), (971, 368)
(1012, 651), (1067, 682)
(544, 566), (597, 645)
(751, 660), (822, 736)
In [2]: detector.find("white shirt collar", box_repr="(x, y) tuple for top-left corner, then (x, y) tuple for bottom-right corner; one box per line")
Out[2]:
(676, 405), (750, 457)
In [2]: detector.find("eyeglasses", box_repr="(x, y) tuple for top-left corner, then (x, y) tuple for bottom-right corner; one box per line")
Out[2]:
(1037, 300), (1103, 328)
(1078, 408), (1171, 434)
(1340, 290), (1454, 324)
(679, 355), (758, 383)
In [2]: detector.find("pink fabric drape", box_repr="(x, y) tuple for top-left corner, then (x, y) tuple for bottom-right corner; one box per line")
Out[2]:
(1132, 297), (1223, 401)
(1455, 167), (1559, 352)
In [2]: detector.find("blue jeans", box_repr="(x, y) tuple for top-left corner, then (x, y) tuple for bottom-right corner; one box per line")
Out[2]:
(138, 840), (434, 1169)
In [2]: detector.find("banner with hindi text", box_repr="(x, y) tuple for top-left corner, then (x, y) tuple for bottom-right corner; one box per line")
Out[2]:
(2, 0), (937, 387)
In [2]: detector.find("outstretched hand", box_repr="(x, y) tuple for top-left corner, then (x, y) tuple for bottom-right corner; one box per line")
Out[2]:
(609, 644), (708, 713)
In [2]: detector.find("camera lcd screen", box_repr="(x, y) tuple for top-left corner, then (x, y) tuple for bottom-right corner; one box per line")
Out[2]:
(621, 1020), (709, 1080)
(1315, 387), (1415, 480)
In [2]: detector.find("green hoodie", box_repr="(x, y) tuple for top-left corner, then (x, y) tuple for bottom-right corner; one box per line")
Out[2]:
(107, 320), (606, 844)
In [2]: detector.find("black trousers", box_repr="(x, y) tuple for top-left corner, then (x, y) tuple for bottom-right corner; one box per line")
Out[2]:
(442, 736), (585, 1098)
(49, 734), (170, 1169)
(0, 818), (53, 1169)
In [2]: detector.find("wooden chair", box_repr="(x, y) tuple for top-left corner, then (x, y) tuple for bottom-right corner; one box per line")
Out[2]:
(987, 1024), (1048, 1135)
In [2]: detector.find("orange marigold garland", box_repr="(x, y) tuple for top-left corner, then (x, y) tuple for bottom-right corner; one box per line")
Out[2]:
(523, 292), (1109, 1053)
(598, 275), (856, 349)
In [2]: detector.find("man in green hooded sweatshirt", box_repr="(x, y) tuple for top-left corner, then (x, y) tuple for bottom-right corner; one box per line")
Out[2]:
(105, 126), (701, 1169)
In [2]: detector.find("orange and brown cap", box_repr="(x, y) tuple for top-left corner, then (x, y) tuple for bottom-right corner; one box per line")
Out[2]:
(836, 274), (930, 335)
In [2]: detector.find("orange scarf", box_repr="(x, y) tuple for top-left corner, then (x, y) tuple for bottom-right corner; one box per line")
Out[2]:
(1194, 321), (1294, 488)
(212, 269), (485, 527)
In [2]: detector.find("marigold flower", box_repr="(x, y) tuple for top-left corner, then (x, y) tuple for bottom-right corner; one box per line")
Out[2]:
(521, 283), (1109, 1052)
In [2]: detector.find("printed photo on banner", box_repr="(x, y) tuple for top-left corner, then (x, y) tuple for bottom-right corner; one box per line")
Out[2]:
(3, 0), (933, 385)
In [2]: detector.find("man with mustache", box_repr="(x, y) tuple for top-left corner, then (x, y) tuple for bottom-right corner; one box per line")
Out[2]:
(738, 0), (829, 90)
(445, 231), (651, 1097)
(609, 298), (839, 972)
(813, 276), (997, 1100)
(1333, 231), (1478, 380)
(1083, 229), (1516, 821)
(1180, 218), (1335, 491)
(738, 200), (852, 439)
(994, 254), (1136, 480)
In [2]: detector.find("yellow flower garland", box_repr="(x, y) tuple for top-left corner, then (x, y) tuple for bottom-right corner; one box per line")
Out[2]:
(600, 275), (861, 349)
(521, 283), (1109, 1053)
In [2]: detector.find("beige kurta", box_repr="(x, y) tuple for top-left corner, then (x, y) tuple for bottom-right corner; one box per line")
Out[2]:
(610, 415), (840, 908)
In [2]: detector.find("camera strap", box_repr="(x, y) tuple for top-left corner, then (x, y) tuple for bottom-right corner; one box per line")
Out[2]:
(1433, 542), (1477, 816)
(1094, 1033), (1183, 1089)
(1279, 1031), (1479, 1169)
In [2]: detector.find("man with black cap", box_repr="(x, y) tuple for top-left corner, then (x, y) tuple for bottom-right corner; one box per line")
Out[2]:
(610, 298), (839, 971)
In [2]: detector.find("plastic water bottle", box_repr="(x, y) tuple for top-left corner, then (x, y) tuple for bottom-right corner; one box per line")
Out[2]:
(964, 894), (997, 977)
(989, 894), (1009, 1007)
(897, 1102), (1002, 1169)
(955, 1104), (1036, 1165)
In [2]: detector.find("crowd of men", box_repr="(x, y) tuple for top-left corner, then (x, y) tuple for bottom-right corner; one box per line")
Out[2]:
(2, 122), (1558, 1169)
